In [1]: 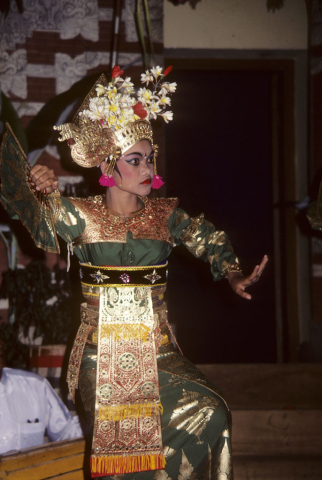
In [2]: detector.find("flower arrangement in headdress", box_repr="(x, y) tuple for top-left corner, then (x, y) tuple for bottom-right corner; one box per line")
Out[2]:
(54, 65), (176, 189)
(83, 65), (176, 129)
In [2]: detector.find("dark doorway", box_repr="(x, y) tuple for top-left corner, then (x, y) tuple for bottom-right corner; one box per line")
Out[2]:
(165, 68), (276, 363)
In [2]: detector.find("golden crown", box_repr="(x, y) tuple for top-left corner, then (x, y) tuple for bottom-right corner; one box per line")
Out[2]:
(54, 66), (176, 169)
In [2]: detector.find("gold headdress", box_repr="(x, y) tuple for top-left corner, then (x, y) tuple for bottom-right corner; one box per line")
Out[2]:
(54, 65), (176, 183)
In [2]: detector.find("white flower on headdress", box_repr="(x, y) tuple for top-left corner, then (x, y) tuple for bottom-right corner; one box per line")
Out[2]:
(151, 66), (163, 79)
(148, 101), (162, 120)
(120, 93), (133, 107)
(107, 86), (118, 99)
(86, 106), (105, 122)
(80, 65), (175, 131)
(159, 111), (173, 123)
(122, 77), (134, 91)
(96, 84), (107, 96)
(141, 70), (154, 85)
(113, 75), (124, 84)
(160, 95), (171, 106)
(160, 82), (177, 95)
(138, 87), (153, 104)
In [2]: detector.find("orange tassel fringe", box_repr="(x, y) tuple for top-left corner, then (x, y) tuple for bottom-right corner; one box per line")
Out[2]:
(91, 453), (166, 476)
(99, 401), (163, 421)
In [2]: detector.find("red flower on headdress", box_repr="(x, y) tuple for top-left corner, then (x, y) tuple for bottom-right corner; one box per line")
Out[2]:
(163, 66), (173, 77)
(132, 101), (148, 119)
(111, 65), (124, 79)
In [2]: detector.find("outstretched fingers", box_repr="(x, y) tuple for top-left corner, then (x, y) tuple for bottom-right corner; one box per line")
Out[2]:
(232, 255), (268, 300)
(244, 255), (268, 287)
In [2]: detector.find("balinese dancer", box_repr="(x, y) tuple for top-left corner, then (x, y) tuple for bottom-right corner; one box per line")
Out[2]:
(0, 65), (267, 479)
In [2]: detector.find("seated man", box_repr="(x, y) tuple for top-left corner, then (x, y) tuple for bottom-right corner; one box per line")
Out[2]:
(0, 339), (83, 455)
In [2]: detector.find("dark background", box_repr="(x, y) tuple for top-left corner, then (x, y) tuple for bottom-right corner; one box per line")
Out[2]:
(165, 69), (276, 363)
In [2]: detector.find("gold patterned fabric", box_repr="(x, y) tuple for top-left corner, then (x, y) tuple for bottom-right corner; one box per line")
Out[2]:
(178, 213), (238, 279)
(67, 195), (178, 246)
(92, 285), (164, 476)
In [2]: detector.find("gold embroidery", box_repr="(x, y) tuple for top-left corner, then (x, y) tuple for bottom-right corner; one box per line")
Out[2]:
(180, 214), (204, 244)
(180, 214), (207, 258)
(68, 195), (178, 245)
(154, 470), (172, 480)
(91, 285), (164, 475)
(215, 430), (233, 479)
(59, 204), (78, 226)
(204, 444), (212, 480)
(178, 450), (196, 480)
(164, 446), (176, 461)
(167, 389), (219, 442)
(224, 260), (242, 275)
(175, 209), (189, 226)
(207, 231), (227, 246)
(48, 190), (62, 224)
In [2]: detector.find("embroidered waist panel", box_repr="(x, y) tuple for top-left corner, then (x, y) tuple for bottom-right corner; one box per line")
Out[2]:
(91, 285), (164, 477)
(68, 264), (167, 477)
(89, 285), (164, 477)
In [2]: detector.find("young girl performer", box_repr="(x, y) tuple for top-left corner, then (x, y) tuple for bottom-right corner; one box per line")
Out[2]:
(0, 65), (267, 479)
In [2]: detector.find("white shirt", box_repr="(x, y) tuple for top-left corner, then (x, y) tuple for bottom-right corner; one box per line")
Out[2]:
(0, 368), (83, 454)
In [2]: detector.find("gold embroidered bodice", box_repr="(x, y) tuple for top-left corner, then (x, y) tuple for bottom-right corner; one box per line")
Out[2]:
(68, 195), (179, 246)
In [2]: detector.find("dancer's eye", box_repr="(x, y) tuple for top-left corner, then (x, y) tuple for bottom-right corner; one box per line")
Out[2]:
(126, 158), (140, 165)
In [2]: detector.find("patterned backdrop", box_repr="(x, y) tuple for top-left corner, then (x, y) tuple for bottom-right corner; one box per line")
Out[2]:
(0, 0), (164, 179)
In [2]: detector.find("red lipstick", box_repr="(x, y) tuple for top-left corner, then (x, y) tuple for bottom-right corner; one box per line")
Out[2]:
(141, 178), (151, 185)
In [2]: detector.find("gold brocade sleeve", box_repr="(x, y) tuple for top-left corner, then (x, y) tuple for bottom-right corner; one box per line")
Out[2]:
(52, 195), (87, 246)
(0, 124), (60, 253)
(168, 207), (239, 281)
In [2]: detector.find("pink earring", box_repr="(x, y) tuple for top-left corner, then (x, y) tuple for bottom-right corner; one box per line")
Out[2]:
(151, 157), (165, 189)
(99, 173), (116, 187)
(99, 155), (117, 187)
(151, 174), (165, 189)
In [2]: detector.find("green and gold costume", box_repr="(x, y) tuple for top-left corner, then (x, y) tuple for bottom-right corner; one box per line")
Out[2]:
(0, 127), (235, 479)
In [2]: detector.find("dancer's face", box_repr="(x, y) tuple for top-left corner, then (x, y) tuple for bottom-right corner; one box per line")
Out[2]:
(111, 140), (155, 195)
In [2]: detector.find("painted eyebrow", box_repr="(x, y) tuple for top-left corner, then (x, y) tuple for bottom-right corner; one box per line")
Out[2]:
(124, 150), (154, 158)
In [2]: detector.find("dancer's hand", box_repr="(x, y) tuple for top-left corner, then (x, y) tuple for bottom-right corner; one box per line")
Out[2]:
(227, 255), (268, 300)
(30, 165), (58, 194)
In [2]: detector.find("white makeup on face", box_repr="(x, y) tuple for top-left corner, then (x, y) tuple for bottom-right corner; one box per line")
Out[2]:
(113, 140), (155, 195)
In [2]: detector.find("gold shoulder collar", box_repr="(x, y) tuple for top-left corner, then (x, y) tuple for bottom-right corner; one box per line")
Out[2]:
(70, 195), (178, 246)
